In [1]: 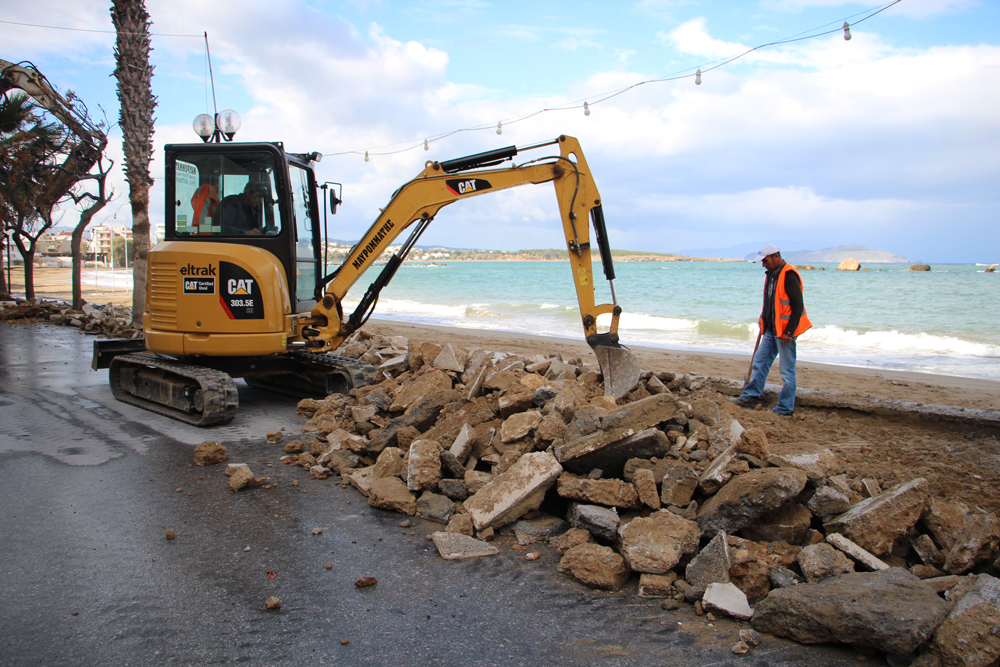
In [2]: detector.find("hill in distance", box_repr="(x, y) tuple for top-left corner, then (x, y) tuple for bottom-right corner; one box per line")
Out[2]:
(741, 244), (911, 264)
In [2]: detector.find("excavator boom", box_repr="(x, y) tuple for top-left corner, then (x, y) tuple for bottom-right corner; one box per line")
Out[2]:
(306, 135), (641, 398)
(0, 59), (108, 213)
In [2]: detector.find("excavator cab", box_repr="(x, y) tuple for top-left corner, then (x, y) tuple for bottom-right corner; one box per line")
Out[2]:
(165, 142), (324, 315)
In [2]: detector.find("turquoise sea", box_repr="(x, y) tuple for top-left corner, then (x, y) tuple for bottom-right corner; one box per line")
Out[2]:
(342, 260), (1000, 381)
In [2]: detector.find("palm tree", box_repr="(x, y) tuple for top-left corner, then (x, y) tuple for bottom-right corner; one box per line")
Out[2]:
(112, 0), (157, 326)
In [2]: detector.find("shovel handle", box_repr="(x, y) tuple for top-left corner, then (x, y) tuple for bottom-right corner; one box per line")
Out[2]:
(744, 329), (763, 389)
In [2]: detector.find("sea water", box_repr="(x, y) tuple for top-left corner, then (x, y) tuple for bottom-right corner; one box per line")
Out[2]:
(342, 261), (1000, 381)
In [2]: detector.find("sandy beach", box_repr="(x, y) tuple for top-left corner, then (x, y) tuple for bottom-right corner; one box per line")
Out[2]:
(7, 267), (999, 412)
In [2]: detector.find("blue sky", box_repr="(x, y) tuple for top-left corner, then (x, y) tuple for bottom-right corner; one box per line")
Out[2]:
(2, 0), (998, 262)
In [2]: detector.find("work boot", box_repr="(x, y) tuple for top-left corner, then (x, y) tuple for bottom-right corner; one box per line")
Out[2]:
(729, 396), (759, 409)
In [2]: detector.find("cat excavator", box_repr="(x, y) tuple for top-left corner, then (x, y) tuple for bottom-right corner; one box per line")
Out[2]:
(93, 134), (641, 425)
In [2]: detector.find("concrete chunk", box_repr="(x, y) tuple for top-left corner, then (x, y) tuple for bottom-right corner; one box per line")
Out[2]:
(431, 532), (499, 560)
(927, 573), (1000, 666)
(826, 533), (890, 571)
(464, 451), (563, 531)
(824, 478), (929, 556)
(703, 583), (753, 620)
(617, 510), (701, 574)
(554, 394), (679, 473)
(557, 543), (630, 590)
(556, 473), (641, 509)
(568, 503), (620, 542)
(558, 427), (671, 477)
(698, 444), (738, 495)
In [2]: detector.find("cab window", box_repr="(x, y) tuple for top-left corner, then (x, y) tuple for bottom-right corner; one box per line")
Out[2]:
(173, 152), (281, 236)
(290, 164), (317, 304)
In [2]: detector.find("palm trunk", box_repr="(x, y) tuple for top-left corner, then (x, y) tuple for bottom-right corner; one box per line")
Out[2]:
(112, 0), (157, 328)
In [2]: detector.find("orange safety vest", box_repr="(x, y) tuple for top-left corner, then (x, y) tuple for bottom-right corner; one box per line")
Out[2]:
(759, 263), (812, 338)
(190, 184), (220, 233)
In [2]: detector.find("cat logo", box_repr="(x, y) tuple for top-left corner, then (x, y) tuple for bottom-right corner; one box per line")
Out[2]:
(446, 178), (492, 196)
(228, 278), (255, 295)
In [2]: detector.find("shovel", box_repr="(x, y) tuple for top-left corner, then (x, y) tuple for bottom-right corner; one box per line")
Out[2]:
(744, 329), (763, 389)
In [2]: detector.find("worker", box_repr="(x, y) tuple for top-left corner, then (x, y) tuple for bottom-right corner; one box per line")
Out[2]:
(732, 243), (812, 416)
(221, 182), (268, 235)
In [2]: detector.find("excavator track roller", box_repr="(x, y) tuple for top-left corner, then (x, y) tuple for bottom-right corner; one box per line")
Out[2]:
(109, 353), (239, 427)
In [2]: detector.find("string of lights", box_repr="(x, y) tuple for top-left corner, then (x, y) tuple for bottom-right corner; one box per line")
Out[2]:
(0, 18), (201, 38)
(3, 1), (902, 162)
(333, 0), (901, 162)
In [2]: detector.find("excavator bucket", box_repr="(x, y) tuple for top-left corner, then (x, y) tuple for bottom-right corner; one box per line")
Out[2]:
(593, 341), (642, 400)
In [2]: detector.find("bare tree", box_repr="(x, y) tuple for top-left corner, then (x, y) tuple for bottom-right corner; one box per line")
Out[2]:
(67, 153), (115, 310)
(111, 0), (157, 327)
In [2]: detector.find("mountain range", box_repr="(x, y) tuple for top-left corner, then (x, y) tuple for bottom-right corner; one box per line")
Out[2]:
(683, 243), (910, 263)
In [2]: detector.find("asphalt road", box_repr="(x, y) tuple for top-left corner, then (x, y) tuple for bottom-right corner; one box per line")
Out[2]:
(0, 322), (875, 666)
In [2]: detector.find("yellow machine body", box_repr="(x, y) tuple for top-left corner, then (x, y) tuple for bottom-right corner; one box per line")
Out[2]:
(143, 241), (293, 357)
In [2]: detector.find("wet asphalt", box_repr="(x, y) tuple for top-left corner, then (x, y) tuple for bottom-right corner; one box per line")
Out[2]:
(0, 322), (876, 666)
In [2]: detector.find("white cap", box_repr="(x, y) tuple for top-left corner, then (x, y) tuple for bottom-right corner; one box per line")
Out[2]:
(750, 243), (780, 263)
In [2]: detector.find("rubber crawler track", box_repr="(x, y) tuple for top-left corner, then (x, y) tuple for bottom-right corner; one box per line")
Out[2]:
(288, 351), (378, 389)
(109, 353), (240, 427)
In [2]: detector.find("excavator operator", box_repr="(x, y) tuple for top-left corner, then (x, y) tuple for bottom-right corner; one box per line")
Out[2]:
(222, 182), (268, 235)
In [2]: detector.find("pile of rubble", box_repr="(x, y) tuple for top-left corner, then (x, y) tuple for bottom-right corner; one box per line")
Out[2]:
(243, 331), (999, 664)
(0, 299), (140, 338)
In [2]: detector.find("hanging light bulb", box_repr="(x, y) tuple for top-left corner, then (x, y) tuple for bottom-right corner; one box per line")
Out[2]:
(843, 22), (852, 41)
(424, 139), (429, 151)
(583, 102), (591, 116)
(496, 121), (503, 135)
(695, 69), (702, 86)
(364, 151), (370, 162)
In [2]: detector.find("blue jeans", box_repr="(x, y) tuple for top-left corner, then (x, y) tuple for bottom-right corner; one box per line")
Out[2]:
(739, 331), (797, 415)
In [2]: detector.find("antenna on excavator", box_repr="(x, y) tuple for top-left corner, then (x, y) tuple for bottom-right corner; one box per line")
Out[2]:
(192, 34), (240, 143)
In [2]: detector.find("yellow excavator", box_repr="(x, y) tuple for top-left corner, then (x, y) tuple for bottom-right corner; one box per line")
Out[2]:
(93, 134), (641, 425)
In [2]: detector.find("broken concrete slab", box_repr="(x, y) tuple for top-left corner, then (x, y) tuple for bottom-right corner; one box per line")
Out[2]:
(632, 468), (661, 510)
(500, 410), (541, 443)
(638, 572), (678, 598)
(922, 498), (970, 553)
(824, 478), (929, 556)
(826, 533), (890, 572)
(752, 569), (949, 655)
(703, 582), (753, 621)
(567, 504), (620, 542)
(617, 510), (701, 575)
(464, 451), (563, 531)
(927, 573), (1000, 667)
(685, 531), (732, 597)
(194, 441), (227, 466)
(431, 532), (499, 560)
(406, 440), (442, 492)
(556, 473), (641, 509)
(660, 464), (700, 508)
(433, 344), (468, 373)
(557, 428), (671, 478)
(390, 369), (453, 412)
(807, 486), (852, 521)
(557, 543), (630, 591)
(347, 465), (375, 497)
(698, 444), (738, 495)
(416, 491), (456, 524)
(697, 467), (808, 539)
(797, 543), (856, 584)
(368, 476), (417, 515)
(943, 511), (1000, 575)
(554, 394), (679, 474)
(741, 502), (812, 545)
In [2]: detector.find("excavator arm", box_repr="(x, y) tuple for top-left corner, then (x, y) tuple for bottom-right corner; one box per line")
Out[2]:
(304, 135), (641, 397)
(0, 59), (108, 214)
